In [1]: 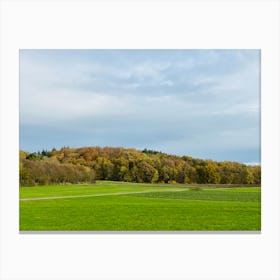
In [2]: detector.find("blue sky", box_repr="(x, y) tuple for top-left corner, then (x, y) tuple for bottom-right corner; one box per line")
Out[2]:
(20, 49), (260, 164)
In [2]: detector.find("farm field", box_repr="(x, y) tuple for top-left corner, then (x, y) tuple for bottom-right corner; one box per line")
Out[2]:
(20, 181), (261, 231)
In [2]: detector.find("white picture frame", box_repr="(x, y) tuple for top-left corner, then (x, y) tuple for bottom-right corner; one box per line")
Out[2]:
(0, 1), (279, 279)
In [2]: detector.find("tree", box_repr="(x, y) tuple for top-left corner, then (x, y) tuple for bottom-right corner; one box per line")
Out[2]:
(41, 149), (48, 156)
(19, 146), (261, 186)
(251, 166), (261, 184)
(19, 162), (31, 186)
(240, 166), (254, 184)
(137, 161), (158, 183)
(196, 162), (220, 184)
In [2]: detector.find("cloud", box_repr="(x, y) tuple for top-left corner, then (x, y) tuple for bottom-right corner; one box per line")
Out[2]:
(244, 162), (261, 166)
(20, 50), (260, 163)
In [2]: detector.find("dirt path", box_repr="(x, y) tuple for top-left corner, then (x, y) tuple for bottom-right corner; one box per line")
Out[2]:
(20, 189), (186, 201)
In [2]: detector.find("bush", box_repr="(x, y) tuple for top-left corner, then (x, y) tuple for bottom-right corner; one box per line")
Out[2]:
(190, 186), (202, 191)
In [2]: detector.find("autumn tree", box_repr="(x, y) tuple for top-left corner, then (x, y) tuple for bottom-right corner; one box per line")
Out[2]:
(19, 146), (261, 186)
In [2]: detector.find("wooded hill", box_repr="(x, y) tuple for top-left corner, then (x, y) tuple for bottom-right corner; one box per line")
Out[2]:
(19, 146), (261, 186)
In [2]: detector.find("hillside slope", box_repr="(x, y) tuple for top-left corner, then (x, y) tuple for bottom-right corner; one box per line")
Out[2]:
(20, 146), (261, 186)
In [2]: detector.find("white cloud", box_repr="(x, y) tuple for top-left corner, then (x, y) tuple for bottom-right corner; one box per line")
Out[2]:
(244, 162), (261, 166)
(20, 50), (260, 162)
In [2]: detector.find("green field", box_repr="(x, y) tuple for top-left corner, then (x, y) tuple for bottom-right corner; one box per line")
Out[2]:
(20, 181), (261, 231)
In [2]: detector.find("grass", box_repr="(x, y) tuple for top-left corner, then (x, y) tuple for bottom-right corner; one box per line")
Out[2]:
(19, 181), (261, 231)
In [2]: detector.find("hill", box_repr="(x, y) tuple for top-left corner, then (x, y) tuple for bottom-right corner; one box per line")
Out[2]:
(19, 146), (261, 186)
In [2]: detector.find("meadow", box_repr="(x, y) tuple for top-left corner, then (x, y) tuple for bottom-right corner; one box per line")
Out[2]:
(20, 181), (261, 231)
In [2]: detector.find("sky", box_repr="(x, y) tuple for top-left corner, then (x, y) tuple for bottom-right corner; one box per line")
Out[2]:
(20, 49), (260, 164)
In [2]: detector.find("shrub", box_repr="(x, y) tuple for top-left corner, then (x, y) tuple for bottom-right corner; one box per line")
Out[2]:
(170, 180), (177, 184)
(190, 186), (202, 191)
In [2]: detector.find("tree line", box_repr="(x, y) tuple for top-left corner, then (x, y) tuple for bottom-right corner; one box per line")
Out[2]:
(19, 146), (261, 186)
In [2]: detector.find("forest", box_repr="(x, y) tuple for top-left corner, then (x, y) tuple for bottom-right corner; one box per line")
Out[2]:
(19, 146), (261, 186)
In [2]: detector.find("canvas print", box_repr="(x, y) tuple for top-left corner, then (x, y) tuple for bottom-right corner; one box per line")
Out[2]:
(19, 49), (261, 231)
